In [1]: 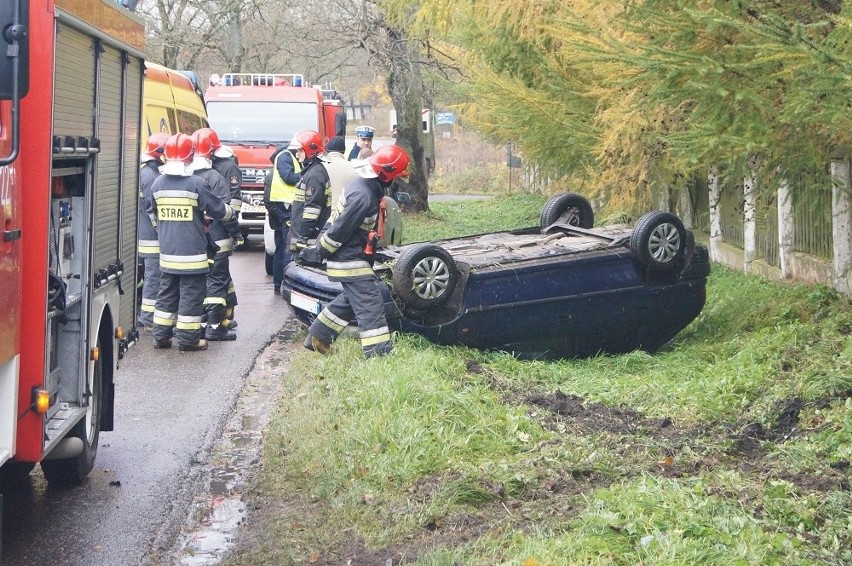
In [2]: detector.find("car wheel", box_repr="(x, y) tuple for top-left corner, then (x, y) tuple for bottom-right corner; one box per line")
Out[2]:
(630, 211), (687, 271)
(392, 243), (459, 310)
(540, 193), (594, 231)
(265, 252), (273, 275)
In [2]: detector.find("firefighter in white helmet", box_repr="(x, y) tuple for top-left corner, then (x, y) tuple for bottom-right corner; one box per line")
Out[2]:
(146, 133), (234, 352)
(137, 132), (169, 333)
(299, 144), (411, 358)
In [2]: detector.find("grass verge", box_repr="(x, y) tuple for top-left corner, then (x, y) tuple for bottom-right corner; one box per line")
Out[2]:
(222, 195), (851, 566)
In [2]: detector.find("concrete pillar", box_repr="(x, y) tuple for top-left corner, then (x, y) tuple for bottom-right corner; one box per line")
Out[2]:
(777, 179), (794, 279)
(831, 156), (852, 296)
(743, 170), (757, 274)
(708, 166), (722, 261)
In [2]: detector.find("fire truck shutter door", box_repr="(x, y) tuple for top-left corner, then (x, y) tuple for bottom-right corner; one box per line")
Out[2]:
(54, 25), (95, 138)
(93, 46), (122, 277)
(120, 55), (144, 335)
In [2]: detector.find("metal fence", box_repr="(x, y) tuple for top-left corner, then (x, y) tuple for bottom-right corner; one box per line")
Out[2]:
(718, 179), (745, 249)
(792, 176), (834, 260)
(755, 191), (779, 267)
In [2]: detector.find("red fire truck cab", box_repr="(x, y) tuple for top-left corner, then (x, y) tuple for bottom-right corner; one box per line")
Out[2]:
(0, 0), (144, 489)
(204, 73), (345, 238)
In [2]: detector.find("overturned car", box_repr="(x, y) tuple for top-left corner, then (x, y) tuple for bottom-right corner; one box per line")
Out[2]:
(283, 193), (710, 359)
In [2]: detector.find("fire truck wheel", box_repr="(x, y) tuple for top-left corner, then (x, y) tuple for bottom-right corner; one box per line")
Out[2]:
(41, 337), (103, 486)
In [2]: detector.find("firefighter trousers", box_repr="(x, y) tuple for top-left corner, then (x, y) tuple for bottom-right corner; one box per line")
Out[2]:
(308, 277), (392, 358)
(204, 256), (231, 326)
(139, 256), (161, 326)
(153, 272), (207, 345)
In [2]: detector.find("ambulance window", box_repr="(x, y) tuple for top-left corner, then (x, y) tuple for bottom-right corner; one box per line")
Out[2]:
(177, 110), (204, 134)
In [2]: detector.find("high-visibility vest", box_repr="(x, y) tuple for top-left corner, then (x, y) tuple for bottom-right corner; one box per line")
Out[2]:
(269, 151), (301, 204)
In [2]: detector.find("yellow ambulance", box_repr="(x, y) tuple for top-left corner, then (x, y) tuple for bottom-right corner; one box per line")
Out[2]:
(142, 62), (208, 147)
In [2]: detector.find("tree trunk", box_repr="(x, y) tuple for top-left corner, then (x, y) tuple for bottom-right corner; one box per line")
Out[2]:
(385, 28), (429, 213)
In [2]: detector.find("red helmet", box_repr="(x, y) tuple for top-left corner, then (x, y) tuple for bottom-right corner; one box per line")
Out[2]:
(369, 145), (411, 183)
(145, 132), (169, 161)
(194, 127), (221, 151)
(192, 129), (217, 159)
(164, 133), (195, 164)
(290, 130), (324, 159)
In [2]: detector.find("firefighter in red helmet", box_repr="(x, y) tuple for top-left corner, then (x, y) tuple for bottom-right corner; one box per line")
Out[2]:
(288, 130), (332, 253)
(195, 127), (243, 327)
(192, 128), (242, 341)
(137, 132), (169, 332)
(299, 144), (411, 358)
(145, 133), (234, 351)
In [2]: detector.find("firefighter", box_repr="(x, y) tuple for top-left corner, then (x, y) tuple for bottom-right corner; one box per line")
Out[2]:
(137, 133), (169, 333)
(147, 133), (235, 352)
(347, 126), (375, 161)
(202, 128), (243, 327)
(288, 130), (331, 254)
(265, 142), (301, 294)
(299, 144), (411, 358)
(192, 128), (241, 341)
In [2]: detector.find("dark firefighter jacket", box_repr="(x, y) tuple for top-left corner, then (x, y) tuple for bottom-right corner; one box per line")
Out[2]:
(290, 157), (331, 249)
(194, 166), (239, 259)
(148, 174), (233, 274)
(138, 160), (161, 258)
(317, 175), (383, 281)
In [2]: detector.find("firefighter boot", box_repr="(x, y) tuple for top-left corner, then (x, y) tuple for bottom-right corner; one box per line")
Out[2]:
(303, 334), (331, 354)
(205, 324), (237, 341)
(178, 339), (209, 352)
(153, 337), (173, 349)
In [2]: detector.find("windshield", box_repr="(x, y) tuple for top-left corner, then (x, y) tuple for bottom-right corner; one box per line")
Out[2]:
(206, 101), (319, 144)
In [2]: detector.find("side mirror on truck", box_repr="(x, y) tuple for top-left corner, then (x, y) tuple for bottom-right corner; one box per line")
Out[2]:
(0, 0), (29, 100)
(0, 0), (30, 166)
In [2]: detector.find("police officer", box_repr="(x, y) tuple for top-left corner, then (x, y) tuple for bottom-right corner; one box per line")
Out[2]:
(192, 128), (240, 341)
(288, 130), (331, 253)
(299, 145), (411, 358)
(347, 126), (375, 161)
(265, 141), (301, 294)
(203, 128), (243, 327)
(137, 132), (169, 333)
(147, 133), (235, 352)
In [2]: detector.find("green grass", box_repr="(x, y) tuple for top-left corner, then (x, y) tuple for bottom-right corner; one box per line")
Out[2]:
(224, 195), (852, 566)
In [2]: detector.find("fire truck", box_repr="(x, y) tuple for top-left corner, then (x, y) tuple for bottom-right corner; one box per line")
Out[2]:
(0, 0), (144, 493)
(204, 73), (346, 238)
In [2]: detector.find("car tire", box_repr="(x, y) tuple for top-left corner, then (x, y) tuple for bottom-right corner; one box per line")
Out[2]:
(540, 193), (594, 231)
(630, 211), (687, 272)
(265, 252), (273, 275)
(41, 336), (103, 486)
(392, 243), (459, 310)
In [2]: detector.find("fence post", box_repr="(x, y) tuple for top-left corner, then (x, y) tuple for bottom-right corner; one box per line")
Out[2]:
(743, 161), (758, 274)
(777, 178), (794, 279)
(708, 166), (722, 262)
(831, 156), (852, 296)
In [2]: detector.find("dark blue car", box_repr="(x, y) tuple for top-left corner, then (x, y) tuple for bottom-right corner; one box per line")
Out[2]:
(283, 194), (710, 359)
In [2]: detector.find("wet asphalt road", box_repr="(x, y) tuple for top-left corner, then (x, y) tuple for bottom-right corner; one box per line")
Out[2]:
(0, 238), (291, 566)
